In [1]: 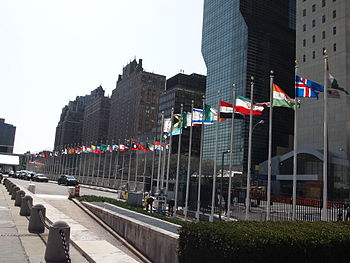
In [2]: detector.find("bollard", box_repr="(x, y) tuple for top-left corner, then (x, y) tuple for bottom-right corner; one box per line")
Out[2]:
(3, 178), (8, 185)
(15, 190), (25, 206)
(74, 184), (80, 197)
(45, 221), (71, 263)
(28, 204), (46, 234)
(20, 195), (33, 216)
(28, 183), (36, 194)
(7, 182), (13, 192)
(8, 183), (15, 194)
(11, 186), (20, 200)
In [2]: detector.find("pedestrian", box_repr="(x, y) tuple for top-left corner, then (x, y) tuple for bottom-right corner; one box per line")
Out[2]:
(337, 205), (343, 221)
(146, 196), (154, 212)
(168, 199), (175, 216)
(346, 204), (350, 221)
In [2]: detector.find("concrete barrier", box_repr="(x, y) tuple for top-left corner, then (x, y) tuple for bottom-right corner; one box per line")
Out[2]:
(15, 190), (25, 206)
(20, 195), (33, 216)
(84, 202), (179, 263)
(45, 221), (70, 263)
(28, 204), (46, 234)
(28, 183), (36, 194)
(11, 186), (20, 200)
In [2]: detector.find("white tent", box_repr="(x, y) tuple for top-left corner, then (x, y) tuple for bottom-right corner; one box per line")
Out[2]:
(0, 154), (19, 166)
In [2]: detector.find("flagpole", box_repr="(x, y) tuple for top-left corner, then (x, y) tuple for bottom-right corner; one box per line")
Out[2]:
(292, 62), (298, 220)
(245, 77), (254, 221)
(127, 138), (132, 191)
(120, 143), (126, 189)
(134, 143), (139, 191)
(87, 142), (92, 184)
(322, 50), (328, 221)
(156, 112), (165, 193)
(166, 107), (174, 194)
(196, 96), (205, 221)
(143, 138), (148, 193)
(82, 143), (88, 184)
(108, 140), (114, 187)
(114, 140), (120, 188)
(184, 100), (194, 220)
(210, 90), (221, 222)
(227, 84), (237, 218)
(174, 104), (183, 212)
(150, 137), (156, 194)
(96, 140), (102, 185)
(102, 140), (108, 187)
(161, 137), (167, 191)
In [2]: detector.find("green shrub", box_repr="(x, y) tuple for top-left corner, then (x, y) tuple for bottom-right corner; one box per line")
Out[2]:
(77, 195), (186, 226)
(178, 221), (350, 263)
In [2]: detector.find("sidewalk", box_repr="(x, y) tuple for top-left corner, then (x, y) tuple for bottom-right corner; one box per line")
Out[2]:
(2, 179), (142, 263)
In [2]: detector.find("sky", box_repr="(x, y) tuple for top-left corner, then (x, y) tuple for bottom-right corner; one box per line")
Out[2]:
(0, 0), (206, 154)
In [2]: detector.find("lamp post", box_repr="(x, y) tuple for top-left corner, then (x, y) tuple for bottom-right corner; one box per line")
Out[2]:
(219, 150), (230, 220)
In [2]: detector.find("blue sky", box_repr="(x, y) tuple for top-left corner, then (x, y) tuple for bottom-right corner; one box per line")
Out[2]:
(0, 0), (206, 153)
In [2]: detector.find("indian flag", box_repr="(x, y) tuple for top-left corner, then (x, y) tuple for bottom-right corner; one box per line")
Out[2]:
(235, 95), (264, 115)
(273, 84), (296, 109)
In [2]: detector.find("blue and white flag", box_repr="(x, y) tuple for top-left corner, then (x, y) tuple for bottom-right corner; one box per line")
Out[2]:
(295, 76), (320, 98)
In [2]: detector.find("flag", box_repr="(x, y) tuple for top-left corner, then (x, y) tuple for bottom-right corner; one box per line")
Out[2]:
(203, 104), (217, 124)
(112, 144), (119, 151)
(154, 141), (162, 151)
(295, 76), (320, 98)
(163, 118), (172, 133)
(148, 143), (155, 152)
(219, 101), (245, 120)
(119, 144), (126, 151)
(192, 108), (204, 125)
(327, 64), (348, 94)
(272, 84), (296, 109)
(297, 75), (324, 92)
(171, 114), (182, 135)
(235, 96), (265, 115)
(327, 90), (340, 99)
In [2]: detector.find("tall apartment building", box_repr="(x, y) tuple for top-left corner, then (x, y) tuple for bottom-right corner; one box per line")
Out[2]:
(295, 0), (350, 199)
(108, 59), (166, 142)
(201, 0), (296, 171)
(81, 86), (110, 144)
(54, 95), (90, 148)
(158, 73), (206, 156)
(0, 118), (16, 153)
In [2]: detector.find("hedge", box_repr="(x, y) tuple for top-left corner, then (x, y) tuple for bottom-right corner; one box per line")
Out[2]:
(77, 195), (186, 226)
(178, 221), (350, 263)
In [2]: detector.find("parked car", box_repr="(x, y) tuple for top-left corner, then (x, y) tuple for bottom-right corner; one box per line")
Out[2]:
(8, 171), (14, 177)
(57, 175), (79, 186)
(33, 173), (49, 182)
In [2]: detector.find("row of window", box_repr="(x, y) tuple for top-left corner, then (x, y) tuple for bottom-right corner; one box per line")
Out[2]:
(302, 44), (337, 62)
(302, 26), (337, 47)
(302, 0), (337, 6)
(302, 10), (336, 31)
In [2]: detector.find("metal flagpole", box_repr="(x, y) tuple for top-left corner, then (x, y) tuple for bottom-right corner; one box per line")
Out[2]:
(135, 146), (139, 191)
(227, 84), (237, 218)
(150, 138), (156, 194)
(184, 101), (194, 220)
(292, 62), (299, 220)
(210, 90), (221, 222)
(101, 140), (108, 186)
(266, 72), (274, 221)
(127, 140), (132, 191)
(196, 96), (205, 221)
(174, 104), (184, 212)
(120, 146), (126, 189)
(245, 77), (255, 221)
(82, 143), (88, 184)
(92, 141), (98, 185)
(322, 50), (329, 221)
(161, 138), (167, 190)
(143, 139), (148, 193)
(87, 142), (92, 184)
(78, 145), (83, 181)
(166, 108), (174, 194)
(108, 140), (114, 188)
(156, 112), (165, 193)
(96, 140), (102, 185)
(113, 140), (120, 188)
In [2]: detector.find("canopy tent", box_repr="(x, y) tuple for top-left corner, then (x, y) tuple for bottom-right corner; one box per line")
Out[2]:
(0, 154), (19, 166)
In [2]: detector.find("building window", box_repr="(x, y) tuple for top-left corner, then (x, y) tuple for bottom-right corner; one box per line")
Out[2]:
(312, 4), (316, 12)
(333, 26), (337, 35)
(322, 31), (326, 39)
(303, 55), (306, 62)
(333, 10), (337, 18)
(312, 19), (316, 27)
(322, 15), (326, 23)
(312, 51), (316, 59)
(303, 9), (306, 16)
(322, 0), (326, 7)
(303, 24), (306, 31)
(333, 43), (337, 52)
(303, 39), (306, 47)
(312, 35), (316, 43)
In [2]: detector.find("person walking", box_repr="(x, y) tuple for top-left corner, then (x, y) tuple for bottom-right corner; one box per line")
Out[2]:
(345, 203), (350, 221)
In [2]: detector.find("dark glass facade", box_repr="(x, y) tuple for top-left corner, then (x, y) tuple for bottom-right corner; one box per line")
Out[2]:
(202, 0), (296, 171)
(0, 118), (16, 153)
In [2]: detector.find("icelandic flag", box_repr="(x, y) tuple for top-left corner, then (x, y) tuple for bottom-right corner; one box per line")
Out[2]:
(295, 76), (320, 98)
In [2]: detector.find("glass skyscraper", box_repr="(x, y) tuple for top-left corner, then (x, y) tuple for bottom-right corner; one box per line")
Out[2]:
(202, 0), (296, 172)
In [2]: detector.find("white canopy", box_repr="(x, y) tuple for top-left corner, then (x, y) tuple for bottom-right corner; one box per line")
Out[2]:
(0, 154), (19, 166)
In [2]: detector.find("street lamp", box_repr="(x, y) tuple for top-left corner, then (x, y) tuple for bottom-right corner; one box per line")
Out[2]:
(253, 120), (264, 132)
(219, 150), (230, 220)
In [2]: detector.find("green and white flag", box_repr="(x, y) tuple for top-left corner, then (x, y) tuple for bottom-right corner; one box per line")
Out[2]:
(273, 84), (296, 109)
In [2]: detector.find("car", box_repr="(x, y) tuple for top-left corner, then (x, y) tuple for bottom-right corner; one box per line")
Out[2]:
(8, 171), (14, 177)
(14, 171), (21, 178)
(57, 175), (79, 186)
(33, 173), (49, 182)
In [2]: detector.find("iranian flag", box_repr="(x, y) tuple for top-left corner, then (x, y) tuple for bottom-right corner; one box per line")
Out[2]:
(272, 84), (296, 109)
(235, 95), (264, 115)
